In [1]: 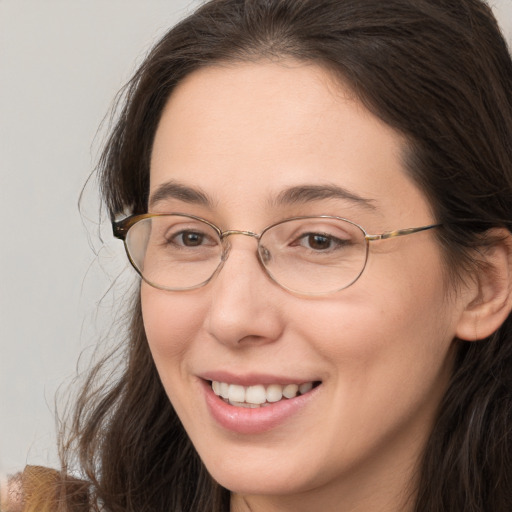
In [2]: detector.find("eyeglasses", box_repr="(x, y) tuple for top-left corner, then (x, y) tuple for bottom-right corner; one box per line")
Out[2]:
(113, 213), (440, 296)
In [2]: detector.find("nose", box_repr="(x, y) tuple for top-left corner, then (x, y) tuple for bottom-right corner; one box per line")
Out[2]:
(205, 235), (284, 348)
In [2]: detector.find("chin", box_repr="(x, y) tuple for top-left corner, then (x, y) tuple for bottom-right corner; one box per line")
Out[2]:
(195, 443), (326, 497)
(209, 467), (310, 497)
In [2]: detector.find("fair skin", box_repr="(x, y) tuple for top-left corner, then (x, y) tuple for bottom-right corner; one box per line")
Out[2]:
(142, 61), (487, 512)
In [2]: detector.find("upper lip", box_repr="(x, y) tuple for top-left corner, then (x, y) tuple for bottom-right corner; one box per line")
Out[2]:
(199, 371), (321, 387)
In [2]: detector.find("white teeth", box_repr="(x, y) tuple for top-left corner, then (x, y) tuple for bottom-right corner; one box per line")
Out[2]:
(245, 385), (266, 404)
(219, 382), (230, 399)
(229, 400), (260, 408)
(228, 384), (245, 403)
(299, 382), (313, 394)
(282, 384), (299, 399)
(211, 380), (316, 407)
(212, 381), (221, 395)
(266, 384), (283, 403)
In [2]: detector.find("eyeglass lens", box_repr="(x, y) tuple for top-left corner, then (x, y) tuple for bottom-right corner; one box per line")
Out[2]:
(124, 215), (368, 294)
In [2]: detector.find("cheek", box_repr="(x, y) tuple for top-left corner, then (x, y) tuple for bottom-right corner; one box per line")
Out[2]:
(300, 251), (456, 402)
(304, 277), (449, 355)
(140, 284), (204, 367)
(290, 283), (455, 471)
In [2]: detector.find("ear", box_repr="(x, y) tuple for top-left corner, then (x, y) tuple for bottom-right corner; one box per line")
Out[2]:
(456, 229), (512, 341)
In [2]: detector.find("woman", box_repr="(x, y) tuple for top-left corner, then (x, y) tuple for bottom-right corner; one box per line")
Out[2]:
(6, 0), (512, 510)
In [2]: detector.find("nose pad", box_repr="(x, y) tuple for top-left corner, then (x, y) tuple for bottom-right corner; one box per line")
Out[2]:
(218, 235), (272, 284)
(217, 234), (268, 283)
(219, 231), (270, 276)
(220, 240), (232, 262)
(258, 244), (272, 265)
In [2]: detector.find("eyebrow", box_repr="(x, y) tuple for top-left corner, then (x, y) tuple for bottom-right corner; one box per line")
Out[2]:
(149, 180), (215, 209)
(272, 184), (376, 210)
(148, 180), (376, 211)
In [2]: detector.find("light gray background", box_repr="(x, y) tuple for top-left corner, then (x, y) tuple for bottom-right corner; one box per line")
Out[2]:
(1, 0), (511, 477)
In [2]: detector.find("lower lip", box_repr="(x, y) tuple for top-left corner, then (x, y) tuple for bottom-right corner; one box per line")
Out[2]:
(202, 380), (321, 435)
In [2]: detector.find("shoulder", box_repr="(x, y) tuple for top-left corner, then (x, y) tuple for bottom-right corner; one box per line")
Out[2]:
(1, 466), (90, 512)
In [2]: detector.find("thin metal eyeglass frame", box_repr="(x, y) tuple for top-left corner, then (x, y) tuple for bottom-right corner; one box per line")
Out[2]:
(112, 213), (441, 295)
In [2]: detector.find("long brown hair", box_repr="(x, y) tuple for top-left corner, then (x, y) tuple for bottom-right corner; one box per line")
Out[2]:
(60, 1), (512, 510)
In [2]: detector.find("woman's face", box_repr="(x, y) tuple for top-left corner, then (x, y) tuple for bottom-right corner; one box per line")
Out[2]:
(143, 61), (466, 508)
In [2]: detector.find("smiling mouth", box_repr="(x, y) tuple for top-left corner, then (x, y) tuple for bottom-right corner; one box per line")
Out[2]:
(210, 381), (321, 408)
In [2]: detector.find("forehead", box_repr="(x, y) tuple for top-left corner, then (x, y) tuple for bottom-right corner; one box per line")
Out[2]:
(149, 61), (431, 227)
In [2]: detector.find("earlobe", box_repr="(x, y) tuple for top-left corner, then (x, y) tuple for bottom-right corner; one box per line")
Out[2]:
(455, 229), (512, 342)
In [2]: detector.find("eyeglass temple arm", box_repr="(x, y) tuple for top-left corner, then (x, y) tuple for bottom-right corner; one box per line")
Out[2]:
(366, 224), (440, 241)
(112, 214), (155, 240)
(112, 220), (129, 240)
(112, 217), (142, 240)
(112, 216), (440, 242)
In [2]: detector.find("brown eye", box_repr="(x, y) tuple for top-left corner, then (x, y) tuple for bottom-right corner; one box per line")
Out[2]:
(297, 233), (342, 251)
(307, 234), (332, 251)
(179, 231), (205, 246)
(161, 221), (219, 250)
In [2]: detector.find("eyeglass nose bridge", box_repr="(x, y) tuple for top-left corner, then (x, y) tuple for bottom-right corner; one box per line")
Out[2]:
(220, 229), (261, 240)
(217, 229), (270, 270)
(219, 229), (262, 257)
